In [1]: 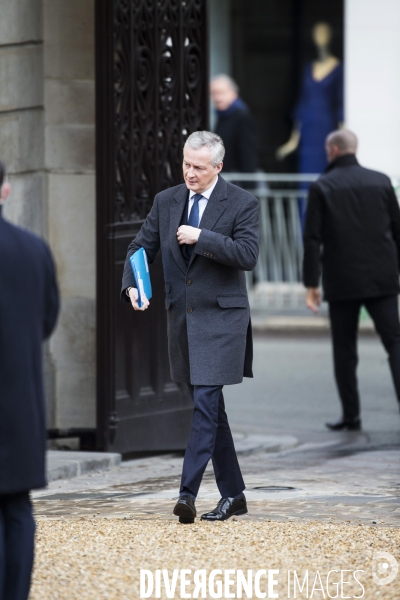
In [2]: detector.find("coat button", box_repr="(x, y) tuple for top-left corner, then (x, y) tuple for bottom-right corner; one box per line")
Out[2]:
(187, 307), (193, 313)
(186, 280), (192, 286)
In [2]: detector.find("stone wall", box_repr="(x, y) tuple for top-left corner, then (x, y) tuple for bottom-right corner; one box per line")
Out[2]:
(44, 0), (96, 428)
(1, 0), (45, 235)
(1, 0), (96, 429)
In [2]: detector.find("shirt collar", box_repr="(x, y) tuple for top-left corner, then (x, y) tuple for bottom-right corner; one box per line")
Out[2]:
(189, 176), (219, 200)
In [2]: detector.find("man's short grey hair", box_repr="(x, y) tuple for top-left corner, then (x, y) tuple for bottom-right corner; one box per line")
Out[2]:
(211, 74), (239, 94)
(184, 131), (225, 166)
(326, 129), (358, 154)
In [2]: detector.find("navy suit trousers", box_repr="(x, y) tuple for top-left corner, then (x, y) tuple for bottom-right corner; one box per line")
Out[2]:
(179, 385), (245, 498)
(0, 492), (35, 600)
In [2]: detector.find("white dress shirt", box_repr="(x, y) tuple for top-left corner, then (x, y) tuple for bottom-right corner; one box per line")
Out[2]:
(187, 176), (219, 225)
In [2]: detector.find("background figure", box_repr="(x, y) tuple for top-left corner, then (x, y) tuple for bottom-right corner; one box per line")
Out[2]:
(211, 75), (258, 182)
(277, 22), (344, 225)
(303, 130), (400, 432)
(0, 162), (59, 600)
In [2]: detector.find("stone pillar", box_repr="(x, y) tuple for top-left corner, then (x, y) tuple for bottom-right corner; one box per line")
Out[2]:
(43, 0), (96, 428)
(345, 0), (400, 176)
(0, 1), (57, 423)
(0, 0), (44, 235)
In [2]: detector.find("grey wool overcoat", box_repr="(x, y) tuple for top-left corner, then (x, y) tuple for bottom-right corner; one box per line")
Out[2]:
(121, 176), (259, 385)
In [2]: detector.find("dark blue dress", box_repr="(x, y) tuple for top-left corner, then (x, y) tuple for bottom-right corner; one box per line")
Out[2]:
(294, 62), (344, 175)
(294, 62), (344, 226)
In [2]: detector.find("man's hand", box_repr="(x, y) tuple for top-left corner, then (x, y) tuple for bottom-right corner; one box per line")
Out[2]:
(128, 287), (150, 311)
(306, 288), (321, 314)
(177, 225), (201, 245)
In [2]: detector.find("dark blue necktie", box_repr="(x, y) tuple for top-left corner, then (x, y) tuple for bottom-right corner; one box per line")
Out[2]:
(187, 194), (203, 228)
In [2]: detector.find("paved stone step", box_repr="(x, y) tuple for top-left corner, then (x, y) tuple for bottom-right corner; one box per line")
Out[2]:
(47, 451), (121, 482)
(45, 433), (297, 484)
(252, 315), (375, 335)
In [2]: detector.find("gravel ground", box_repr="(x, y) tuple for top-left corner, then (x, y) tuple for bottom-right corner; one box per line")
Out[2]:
(30, 518), (399, 599)
(30, 336), (400, 598)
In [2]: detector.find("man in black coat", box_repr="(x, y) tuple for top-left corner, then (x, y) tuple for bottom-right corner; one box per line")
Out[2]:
(211, 75), (258, 177)
(0, 161), (59, 599)
(303, 129), (400, 431)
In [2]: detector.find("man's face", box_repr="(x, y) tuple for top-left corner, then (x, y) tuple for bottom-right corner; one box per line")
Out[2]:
(210, 79), (237, 111)
(183, 146), (222, 193)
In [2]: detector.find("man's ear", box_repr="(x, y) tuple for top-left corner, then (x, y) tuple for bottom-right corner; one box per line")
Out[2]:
(1, 181), (11, 202)
(216, 162), (223, 174)
(332, 145), (341, 159)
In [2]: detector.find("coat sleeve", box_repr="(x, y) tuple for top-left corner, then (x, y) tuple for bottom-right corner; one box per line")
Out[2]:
(303, 182), (323, 288)
(386, 184), (400, 269)
(43, 243), (60, 340)
(194, 195), (259, 271)
(120, 194), (161, 300)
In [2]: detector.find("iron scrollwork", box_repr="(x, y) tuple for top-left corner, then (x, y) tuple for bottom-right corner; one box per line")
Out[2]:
(113, 0), (208, 223)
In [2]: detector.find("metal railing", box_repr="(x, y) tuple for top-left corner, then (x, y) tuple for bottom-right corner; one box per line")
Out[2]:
(223, 173), (319, 308)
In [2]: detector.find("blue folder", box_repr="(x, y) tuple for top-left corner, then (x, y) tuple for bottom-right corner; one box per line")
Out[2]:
(129, 248), (152, 308)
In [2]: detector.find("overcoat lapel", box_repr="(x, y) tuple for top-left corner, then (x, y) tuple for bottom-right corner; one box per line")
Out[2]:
(169, 177), (229, 271)
(170, 184), (189, 274)
(198, 176), (228, 231)
(187, 177), (228, 267)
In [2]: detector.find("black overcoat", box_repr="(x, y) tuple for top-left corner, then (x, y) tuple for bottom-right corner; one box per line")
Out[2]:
(0, 211), (59, 494)
(121, 177), (259, 385)
(215, 108), (258, 173)
(303, 154), (400, 302)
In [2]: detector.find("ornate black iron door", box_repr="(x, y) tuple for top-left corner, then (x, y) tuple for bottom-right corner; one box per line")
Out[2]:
(95, 0), (209, 453)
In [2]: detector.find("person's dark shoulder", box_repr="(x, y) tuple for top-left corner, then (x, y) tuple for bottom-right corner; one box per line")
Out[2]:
(316, 166), (349, 191)
(2, 218), (49, 255)
(357, 165), (393, 188)
(225, 180), (258, 208)
(0, 219), (54, 279)
(317, 165), (343, 184)
(157, 182), (187, 202)
(322, 163), (390, 185)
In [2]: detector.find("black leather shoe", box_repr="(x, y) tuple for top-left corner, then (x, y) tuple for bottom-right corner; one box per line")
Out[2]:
(201, 493), (248, 522)
(173, 495), (196, 524)
(326, 417), (361, 431)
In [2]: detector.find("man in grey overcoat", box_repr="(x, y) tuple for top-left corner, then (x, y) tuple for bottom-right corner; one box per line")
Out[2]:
(121, 131), (259, 522)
